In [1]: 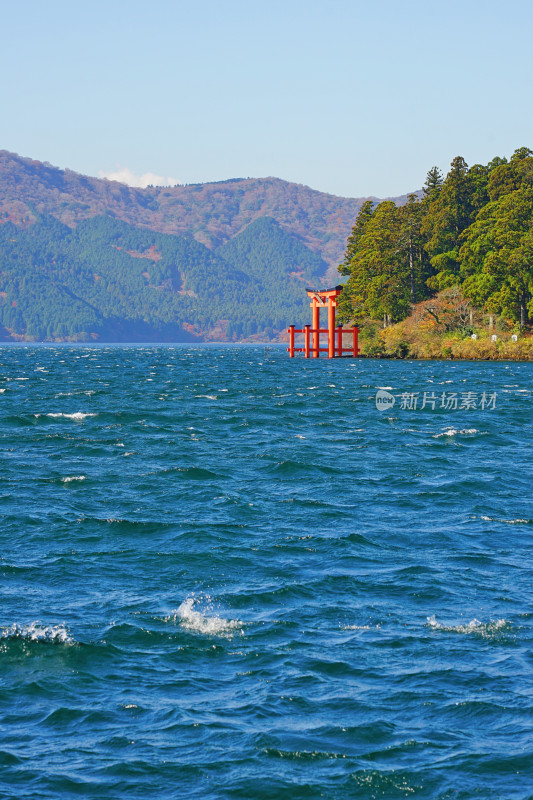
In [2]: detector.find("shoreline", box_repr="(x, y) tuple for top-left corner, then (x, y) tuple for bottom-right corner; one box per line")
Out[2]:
(0, 339), (532, 361)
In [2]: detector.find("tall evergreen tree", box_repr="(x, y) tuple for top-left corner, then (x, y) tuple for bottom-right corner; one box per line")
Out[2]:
(423, 166), (443, 198)
(338, 200), (375, 276)
(467, 163), (490, 213)
(422, 156), (474, 289)
(487, 147), (533, 201)
(397, 194), (430, 303)
(460, 185), (533, 325)
(338, 201), (411, 323)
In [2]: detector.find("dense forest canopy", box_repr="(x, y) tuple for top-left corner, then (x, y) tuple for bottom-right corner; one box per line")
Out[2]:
(338, 147), (533, 328)
(0, 214), (326, 341)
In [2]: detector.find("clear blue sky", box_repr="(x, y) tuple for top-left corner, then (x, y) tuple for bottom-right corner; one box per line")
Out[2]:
(2, 0), (532, 198)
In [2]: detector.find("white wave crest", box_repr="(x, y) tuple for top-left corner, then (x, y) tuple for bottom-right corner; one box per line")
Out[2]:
(343, 624), (379, 631)
(481, 516), (530, 524)
(61, 475), (86, 483)
(426, 614), (509, 637)
(433, 428), (479, 438)
(171, 596), (243, 637)
(47, 412), (96, 421)
(1, 622), (74, 644)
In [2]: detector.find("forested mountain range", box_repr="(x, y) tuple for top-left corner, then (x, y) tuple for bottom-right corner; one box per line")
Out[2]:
(0, 149), (414, 271)
(0, 214), (326, 342)
(0, 149), (413, 342)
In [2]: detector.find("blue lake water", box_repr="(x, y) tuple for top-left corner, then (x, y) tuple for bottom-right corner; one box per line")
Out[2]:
(1, 344), (533, 799)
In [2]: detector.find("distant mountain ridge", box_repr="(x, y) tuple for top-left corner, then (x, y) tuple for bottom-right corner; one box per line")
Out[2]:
(0, 149), (417, 343)
(0, 149), (415, 273)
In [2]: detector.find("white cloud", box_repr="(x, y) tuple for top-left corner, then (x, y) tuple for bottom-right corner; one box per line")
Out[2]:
(98, 167), (180, 188)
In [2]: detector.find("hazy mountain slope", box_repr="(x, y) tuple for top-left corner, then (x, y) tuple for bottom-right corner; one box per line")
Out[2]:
(0, 149), (415, 271)
(219, 216), (326, 281)
(0, 148), (419, 342)
(218, 216), (329, 337)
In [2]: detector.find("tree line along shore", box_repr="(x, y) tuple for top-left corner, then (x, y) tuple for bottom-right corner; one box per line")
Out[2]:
(337, 147), (533, 360)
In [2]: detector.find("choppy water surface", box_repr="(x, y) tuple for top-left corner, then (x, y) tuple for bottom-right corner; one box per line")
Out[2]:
(1, 345), (533, 799)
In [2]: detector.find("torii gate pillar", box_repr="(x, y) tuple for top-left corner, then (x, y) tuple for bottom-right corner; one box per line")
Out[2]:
(308, 286), (343, 359)
(311, 296), (320, 358)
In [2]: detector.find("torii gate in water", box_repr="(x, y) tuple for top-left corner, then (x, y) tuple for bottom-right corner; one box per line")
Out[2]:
(287, 285), (359, 359)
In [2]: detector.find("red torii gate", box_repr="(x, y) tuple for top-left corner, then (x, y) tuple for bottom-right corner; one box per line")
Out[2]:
(288, 285), (359, 359)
